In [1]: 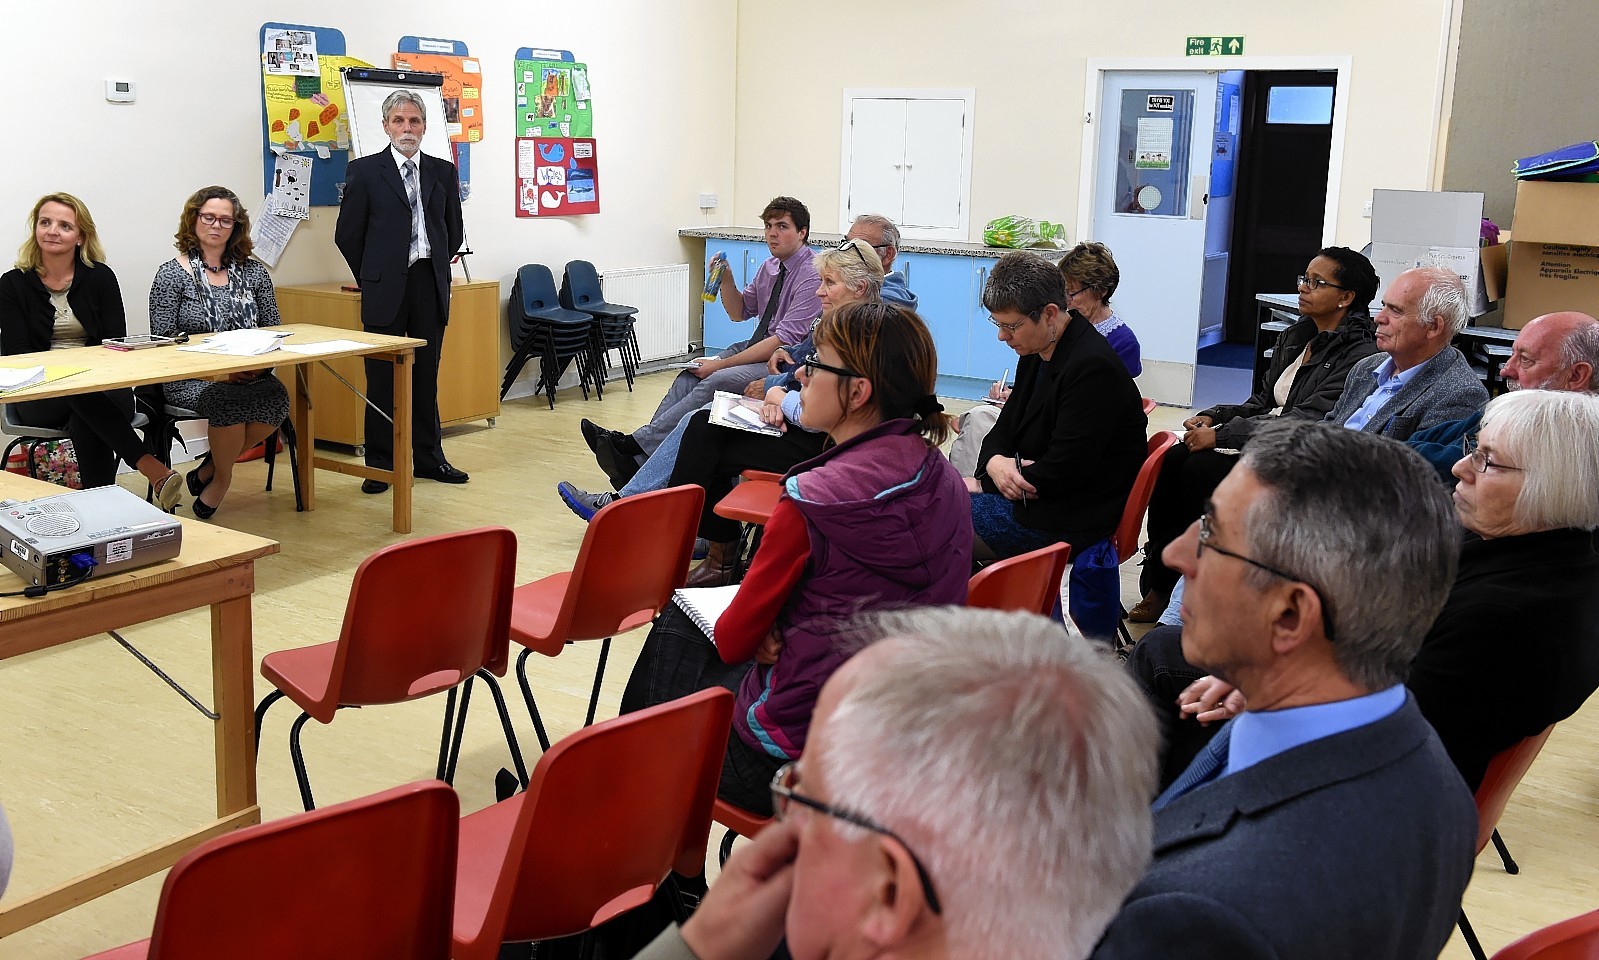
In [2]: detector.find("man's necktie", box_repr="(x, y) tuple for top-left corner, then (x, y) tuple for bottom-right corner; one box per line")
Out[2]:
(403, 159), (421, 266)
(1152, 723), (1233, 810)
(750, 262), (787, 342)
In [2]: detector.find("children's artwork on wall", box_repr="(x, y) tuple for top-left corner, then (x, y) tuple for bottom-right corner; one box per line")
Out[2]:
(391, 51), (483, 143)
(264, 52), (367, 151)
(515, 137), (599, 217)
(513, 58), (593, 139)
(259, 22), (357, 209)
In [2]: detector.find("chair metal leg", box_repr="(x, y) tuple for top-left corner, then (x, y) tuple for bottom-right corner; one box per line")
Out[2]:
(586, 637), (612, 727)
(264, 430), (277, 491)
(253, 688), (286, 756)
(288, 710), (317, 811)
(515, 646), (553, 752)
(437, 685), (459, 781)
(25, 439), (44, 479)
(444, 676), (475, 785)
(280, 418), (305, 511)
(1458, 909), (1488, 960)
(1491, 828), (1519, 874)
(476, 668), (531, 789)
(1, 438), (24, 472)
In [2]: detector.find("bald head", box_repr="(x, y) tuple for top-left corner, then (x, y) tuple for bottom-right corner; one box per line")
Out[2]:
(1505, 312), (1599, 393)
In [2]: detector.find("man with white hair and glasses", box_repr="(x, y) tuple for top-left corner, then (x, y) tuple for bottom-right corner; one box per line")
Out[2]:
(632, 607), (1159, 960)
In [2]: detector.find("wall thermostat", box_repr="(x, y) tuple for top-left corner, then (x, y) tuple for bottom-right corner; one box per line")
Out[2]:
(105, 80), (136, 103)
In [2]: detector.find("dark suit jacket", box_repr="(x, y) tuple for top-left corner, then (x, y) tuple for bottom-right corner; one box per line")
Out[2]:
(0, 262), (126, 353)
(1325, 346), (1488, 441)
(976, 313), (1146, 548)
(334, 148), (463, 330)
(1409, 528), (1599, 791)
(1093, 696), (1476, 960)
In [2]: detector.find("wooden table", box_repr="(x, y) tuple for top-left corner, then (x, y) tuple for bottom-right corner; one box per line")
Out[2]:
(0, 470), (278, 935)
(0, 324), (425, 533)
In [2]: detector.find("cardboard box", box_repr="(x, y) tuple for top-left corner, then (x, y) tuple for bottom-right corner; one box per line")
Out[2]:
(1369, 189), (1484, 313)
(1480, 232), (1508, 303)
(1505, 180), (1599, 329)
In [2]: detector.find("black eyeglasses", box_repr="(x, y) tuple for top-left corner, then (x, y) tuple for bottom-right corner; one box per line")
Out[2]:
(1198, 513), (1338, 642)
(1461, 434), (1523, 473)
(1296, 275), (1347, 292)
(802, 357), (864, 379)
(1064, 286), (1088, 300)
(987, 308), (1041, 334)
(838, 240), (869, 266)
(770, 762), (943, 915)
(198, 213), (237, 228)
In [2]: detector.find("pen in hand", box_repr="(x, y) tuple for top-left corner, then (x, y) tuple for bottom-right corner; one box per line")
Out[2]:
(1014, 454), (1027, 506)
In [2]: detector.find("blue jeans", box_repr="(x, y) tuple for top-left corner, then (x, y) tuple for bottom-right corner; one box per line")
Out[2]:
(619, 402), (705, 496)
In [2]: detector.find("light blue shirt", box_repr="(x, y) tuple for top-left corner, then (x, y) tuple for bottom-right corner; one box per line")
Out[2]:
(1225, 684), (1407, 777)
(1341, 356), (1421, 432)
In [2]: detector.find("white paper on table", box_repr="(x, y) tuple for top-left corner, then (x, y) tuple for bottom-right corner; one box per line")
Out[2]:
(0, 366), (45, 391)
(249, 212), (300, 268)
(280, 339), (369, 356)
(178, 329), (289, 356)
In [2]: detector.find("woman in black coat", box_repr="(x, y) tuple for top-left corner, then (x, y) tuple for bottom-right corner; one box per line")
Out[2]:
(0, 193), (182, 505)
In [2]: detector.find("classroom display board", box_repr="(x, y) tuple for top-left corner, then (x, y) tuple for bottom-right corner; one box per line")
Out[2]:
(392, 51), (483, 143)
(259, 23), (365, 207)
(514, 58), (593, 139)
(515, 138), (600, 217)
(342, 68), (451, 160)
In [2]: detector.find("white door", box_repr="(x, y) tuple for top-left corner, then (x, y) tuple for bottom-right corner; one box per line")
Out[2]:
(847, 99), (908, 227)
(901, 99), (965, 231)
(1092, 71), (1217, 406)
(841, 90), (974, 242)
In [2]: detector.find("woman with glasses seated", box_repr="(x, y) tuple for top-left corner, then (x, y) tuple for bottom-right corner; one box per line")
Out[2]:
(149, 186), (290, 520)
(620, 300), (972, 820)
(1130, 247), (1379, 623)
(0, 193), (184, 506)
(1133, 390), (1599, 793)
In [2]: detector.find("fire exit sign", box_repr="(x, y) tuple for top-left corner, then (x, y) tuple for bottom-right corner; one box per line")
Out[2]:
(1186, 36), (1245, 56)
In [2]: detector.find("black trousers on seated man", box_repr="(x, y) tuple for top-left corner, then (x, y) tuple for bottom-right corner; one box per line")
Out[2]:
(364, 259), (447, 473)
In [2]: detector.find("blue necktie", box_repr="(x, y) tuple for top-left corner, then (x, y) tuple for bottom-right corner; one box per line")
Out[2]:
(1153, 724), (1232, 810)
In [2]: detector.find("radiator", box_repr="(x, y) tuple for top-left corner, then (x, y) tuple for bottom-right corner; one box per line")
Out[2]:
(602, 263), (692, 362)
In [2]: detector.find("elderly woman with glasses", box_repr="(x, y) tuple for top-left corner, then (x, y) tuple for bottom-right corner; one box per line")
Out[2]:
(1134, 390), (1599, 792)
(1130, 246), (1380, 622)
(149, 186), (290, 520)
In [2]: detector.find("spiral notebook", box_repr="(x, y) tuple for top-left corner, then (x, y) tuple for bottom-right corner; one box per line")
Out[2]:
(671, 584), (741, 641)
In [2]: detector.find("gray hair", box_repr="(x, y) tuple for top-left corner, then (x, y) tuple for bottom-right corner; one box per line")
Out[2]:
(851, 213), (900, 252)
(381, 89), (427, 124)
(821, 608), (1157, 960)
(1481, 390), (1599, 531)
(814, 238), (884, 301)
(1413, 266), (1469, 335)
(1238, 421), (1458, 689)
(1557, 320), (1599, 394)
(982, 251), (1067, 317)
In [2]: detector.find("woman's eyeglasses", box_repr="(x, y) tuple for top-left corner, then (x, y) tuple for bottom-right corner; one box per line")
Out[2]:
(1296, 275), (1347, 292)
(838, 240), (869, 266)
(1461, 434), (1523, 473)
(198, 213), (236, 228)
(802, 357), (864, 379)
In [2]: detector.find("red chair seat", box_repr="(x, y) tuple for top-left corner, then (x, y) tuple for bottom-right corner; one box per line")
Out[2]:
(714, 480), (782, 525)
(510, 571), (655, 656)
(712, 798), (773, 838)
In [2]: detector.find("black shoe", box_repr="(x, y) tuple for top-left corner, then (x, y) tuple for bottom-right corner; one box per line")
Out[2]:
(191, 485), (218, 520)
(580, 418), (606, 454)
(186, 453), (213, 497)
(417, 462), (470, 484)
(361, 479), (390, 494)
(594, 434), (641, 490)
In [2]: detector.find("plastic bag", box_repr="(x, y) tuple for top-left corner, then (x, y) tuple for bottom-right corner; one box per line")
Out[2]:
(983, 216), (1066, 249)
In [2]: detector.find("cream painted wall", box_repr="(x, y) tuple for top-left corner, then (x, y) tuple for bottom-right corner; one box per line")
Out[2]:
(732, 0), (1454, 251)
(1, 0), (737, 333)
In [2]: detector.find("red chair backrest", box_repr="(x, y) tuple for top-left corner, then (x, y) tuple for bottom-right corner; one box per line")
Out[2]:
(1113, 431), (1181, 564)
(1491, 908), (1599, 960)
(325, 528), (516, 715)
(145, 781), (458, 959)
(485, 688), (734, 946)
(967, 541), (1071, 616)
(547, 485), (704, 642)
(1474, 724), (1555, 854)
(1142, 397), (1157, 416)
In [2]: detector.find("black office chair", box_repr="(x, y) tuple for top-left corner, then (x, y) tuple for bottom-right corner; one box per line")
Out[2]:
(560, 260), (642, 392)
(501, 264), (603, 408)
(0, 403), (150, 482)
(136, 386), (303, 511)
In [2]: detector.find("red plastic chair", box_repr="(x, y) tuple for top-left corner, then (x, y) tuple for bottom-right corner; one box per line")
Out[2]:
(967, 541), (1072, 616)
(255, 527), (527, 810)
(1491, 908), (1599, 960)
(714, 469), (785, 525)
(509, 485), (704, 750)
(81, 780), (458, 960)
(451, 687), (734, 960)
(1458, 724), (1558, 960)
(1142, 397), (1157, 416)
(712, 797), (775, 867)
(1113, 431), (1181, 649)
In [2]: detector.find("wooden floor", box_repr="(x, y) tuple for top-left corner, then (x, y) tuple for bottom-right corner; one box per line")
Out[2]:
(0, 371), (1593, 957)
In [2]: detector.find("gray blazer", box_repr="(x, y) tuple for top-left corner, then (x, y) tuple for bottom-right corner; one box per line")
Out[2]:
(1325, 346), (1488, 440)
(1092, 695), (1476, 960)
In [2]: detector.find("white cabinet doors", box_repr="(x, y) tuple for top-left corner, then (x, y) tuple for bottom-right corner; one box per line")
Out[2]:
(841, 90), (973, 242)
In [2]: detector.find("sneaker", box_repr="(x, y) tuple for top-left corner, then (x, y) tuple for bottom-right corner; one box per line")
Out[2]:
(557, 481), (616, 521)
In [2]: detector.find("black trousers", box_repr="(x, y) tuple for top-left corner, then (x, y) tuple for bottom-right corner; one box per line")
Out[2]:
(668, 409), (827, 543)
(363, 259), (446, 472)
(1126, 623), (1220, 790)
(15, 389), (141, 488)
(1141, 444), (1241, 596)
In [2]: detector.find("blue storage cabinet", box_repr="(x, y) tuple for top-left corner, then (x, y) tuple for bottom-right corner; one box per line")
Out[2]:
(964, 255), (1015, 381)
(700, 240), (769, 353)
(896, 250), (974, 380)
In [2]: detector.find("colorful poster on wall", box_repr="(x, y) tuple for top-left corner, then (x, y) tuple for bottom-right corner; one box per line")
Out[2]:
(515, 137), (599, 217)
(263, 52), (369, 151)
(513, 59), (593, 139)
(391, 52), (484, 143)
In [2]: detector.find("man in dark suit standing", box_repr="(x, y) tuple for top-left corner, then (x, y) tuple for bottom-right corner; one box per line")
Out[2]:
(335, 89), (467, 492)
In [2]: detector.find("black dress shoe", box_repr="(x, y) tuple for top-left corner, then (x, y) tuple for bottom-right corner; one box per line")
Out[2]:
(580, 418), (605, 454)
(362, 479), (390, 494)
(417, 462), (470, 484)
(594, 434), (640, 490)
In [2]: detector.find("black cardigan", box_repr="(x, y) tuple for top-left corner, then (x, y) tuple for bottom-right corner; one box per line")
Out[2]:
(1200, 311), (1377, 449)
(0, 261), (127, 354)
(976, 313), (1147, 548)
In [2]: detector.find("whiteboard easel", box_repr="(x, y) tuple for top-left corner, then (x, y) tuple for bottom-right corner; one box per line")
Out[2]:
(342, 67), (452, 160)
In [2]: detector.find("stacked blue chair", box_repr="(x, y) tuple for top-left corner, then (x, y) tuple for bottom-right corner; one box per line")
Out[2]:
(561, 260), (642, 392)
(502, 264), (602, 409)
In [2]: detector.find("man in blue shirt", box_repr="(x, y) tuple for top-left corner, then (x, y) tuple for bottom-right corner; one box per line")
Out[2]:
(1094, 421), (1476, 960)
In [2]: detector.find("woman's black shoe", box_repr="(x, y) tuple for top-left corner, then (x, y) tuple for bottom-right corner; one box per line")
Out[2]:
(186, 453), (213, 497)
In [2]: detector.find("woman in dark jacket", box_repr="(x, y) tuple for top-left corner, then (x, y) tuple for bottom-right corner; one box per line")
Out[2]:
(0, 193), (182, 505)
(1131, 247), (1380, 620)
